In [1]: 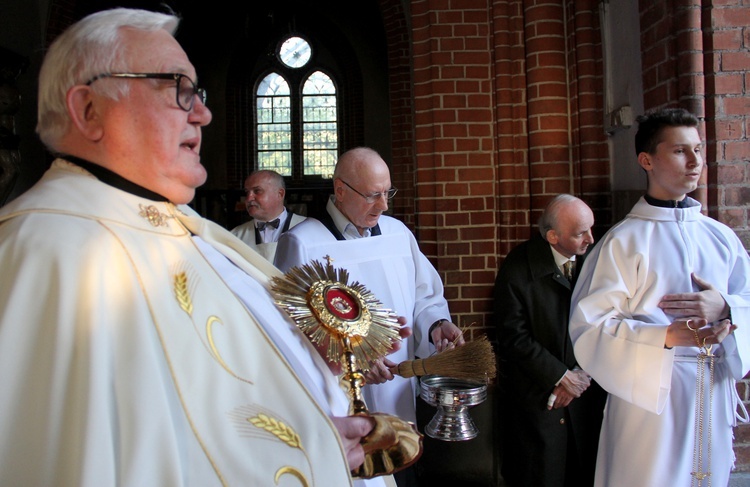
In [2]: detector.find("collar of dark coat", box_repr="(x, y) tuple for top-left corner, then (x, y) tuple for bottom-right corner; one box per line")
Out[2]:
(527, 233), (575, 289)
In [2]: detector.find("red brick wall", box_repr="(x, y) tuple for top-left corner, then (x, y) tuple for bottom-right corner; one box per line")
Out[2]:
(410, 0), (500, 335)
(405, 0), (607, 337)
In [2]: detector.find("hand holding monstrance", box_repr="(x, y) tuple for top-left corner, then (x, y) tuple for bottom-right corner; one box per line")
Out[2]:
(271, 259), (423, 478)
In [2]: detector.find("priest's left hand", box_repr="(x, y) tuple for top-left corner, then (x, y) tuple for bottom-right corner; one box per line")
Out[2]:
(431, 321), (465, 352)
(658, 273), (730, 323)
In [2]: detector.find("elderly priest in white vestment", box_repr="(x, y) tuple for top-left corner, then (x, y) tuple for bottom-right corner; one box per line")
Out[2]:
(569, 108), (750, 487)
(0, 9), (396, 487)
(275, 147), (465, 428)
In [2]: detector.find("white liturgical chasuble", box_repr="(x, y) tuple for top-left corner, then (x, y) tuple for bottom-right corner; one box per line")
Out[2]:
(0, 160), (370, 486)
(570, 197), (750, 487)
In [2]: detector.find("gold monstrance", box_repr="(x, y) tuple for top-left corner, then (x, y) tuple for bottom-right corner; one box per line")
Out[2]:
(271, 259), (423, 478)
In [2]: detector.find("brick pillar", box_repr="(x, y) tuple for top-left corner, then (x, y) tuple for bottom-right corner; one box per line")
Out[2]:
(564, 0), (610, 216)
(524, 0), (578, 219)
(494, 0), (531, 257)
(411, 0), (499, 331)
(521, 0), (608, 230)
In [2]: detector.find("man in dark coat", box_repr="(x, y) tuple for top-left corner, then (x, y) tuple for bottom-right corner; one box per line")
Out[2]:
(494, 194), (606, 487)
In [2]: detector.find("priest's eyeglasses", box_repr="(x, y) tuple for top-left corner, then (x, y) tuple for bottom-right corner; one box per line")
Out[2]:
(85, 72), (207, 112)
(340, 179), (398, 203)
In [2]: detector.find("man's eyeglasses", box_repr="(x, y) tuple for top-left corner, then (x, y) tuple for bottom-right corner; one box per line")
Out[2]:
(85, 72), (207, 112)
(340, 179), (398, 203)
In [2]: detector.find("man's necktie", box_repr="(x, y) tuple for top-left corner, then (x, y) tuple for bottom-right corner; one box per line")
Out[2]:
(257, 218), (280, 231)
(563, 260), (575, 282)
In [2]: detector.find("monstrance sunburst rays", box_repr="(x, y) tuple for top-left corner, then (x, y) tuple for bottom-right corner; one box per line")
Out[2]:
(270, 259), (401, 371)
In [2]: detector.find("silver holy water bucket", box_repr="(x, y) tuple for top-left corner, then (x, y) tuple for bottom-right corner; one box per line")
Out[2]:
(419, 375), (488, 441)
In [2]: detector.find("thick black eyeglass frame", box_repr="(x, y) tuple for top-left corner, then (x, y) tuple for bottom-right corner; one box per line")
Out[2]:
(85, 72), (207, 111)
(339, 179), (398, 203)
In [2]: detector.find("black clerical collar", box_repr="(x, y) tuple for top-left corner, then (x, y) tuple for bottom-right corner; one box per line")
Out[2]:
(62, 155), (169, 202)
(644, 193), (690, 209)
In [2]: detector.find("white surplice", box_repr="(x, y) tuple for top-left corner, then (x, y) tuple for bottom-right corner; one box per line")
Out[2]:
(0, 159), (368, 486)
(275, 200), (450, 424)
(570, 196), (750, 487)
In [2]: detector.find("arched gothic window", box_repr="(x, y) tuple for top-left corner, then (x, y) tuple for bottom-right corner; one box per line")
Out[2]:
(255, 36), (338, 179)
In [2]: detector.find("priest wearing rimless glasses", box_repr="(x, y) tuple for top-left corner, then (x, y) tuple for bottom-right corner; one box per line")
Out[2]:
(275, 147), (465, 487)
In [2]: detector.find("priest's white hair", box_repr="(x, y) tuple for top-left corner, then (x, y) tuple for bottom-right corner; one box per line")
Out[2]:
(36, 8), (179, 150)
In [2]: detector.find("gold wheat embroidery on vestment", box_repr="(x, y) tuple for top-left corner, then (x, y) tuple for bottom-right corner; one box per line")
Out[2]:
(248, 413), (302, 449)
(174, 272), (193, 316)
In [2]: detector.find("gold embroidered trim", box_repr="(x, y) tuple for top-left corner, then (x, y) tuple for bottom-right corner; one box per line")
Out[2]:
(139, 204), (171, 227)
